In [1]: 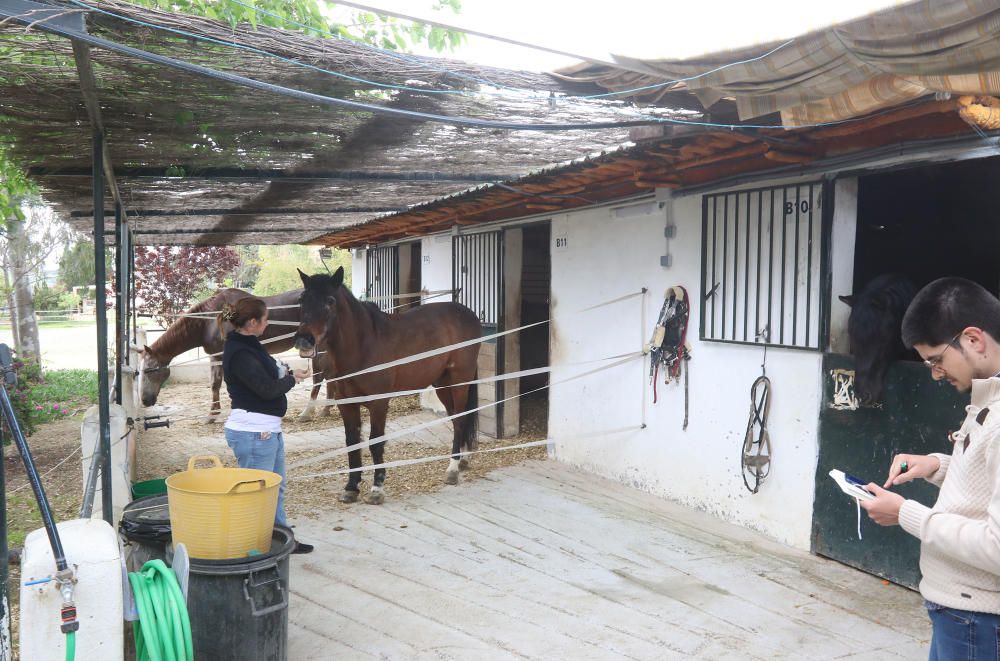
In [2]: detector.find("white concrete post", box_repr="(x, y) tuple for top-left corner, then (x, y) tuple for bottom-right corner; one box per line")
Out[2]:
(81, 403), (130, 522)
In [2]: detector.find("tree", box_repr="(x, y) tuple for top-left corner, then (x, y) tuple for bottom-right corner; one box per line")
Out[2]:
(228, 245), (261, 291)
(318, 247), (353, 288)
(129, 0), (465, 53)
(0, 144), (30, 226)
(253, 245), (322, 295)
(134, 246), (241, 325)
(0, 203), (71, 360)
(58, 239), (113, 290)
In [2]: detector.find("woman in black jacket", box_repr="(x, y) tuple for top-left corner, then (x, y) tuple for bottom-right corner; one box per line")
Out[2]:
(219, 297), (313, 554)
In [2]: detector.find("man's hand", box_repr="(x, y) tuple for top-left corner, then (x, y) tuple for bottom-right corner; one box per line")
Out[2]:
(884, 454), (941, 488)
(859, 484), (905, 526)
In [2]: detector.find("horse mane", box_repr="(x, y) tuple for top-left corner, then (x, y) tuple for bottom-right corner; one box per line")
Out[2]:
(149, 290), (230, 357)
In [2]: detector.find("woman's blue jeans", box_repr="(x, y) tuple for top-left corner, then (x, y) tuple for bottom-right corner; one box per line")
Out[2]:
(224, 428), (286, 527)
(927, 601), (1000, 660)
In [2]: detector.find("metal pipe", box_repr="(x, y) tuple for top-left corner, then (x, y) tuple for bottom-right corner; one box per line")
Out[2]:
(93, 131), (113, 525)
(78, 436), (102, 519)
(114, 203), (123, 405)
(0, 414), (9, 660)
(0, 379), (66, 570)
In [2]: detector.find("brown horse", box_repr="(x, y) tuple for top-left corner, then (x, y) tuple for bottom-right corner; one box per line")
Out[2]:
(293, 267), (481, 504)
(139, 288), (334, 421)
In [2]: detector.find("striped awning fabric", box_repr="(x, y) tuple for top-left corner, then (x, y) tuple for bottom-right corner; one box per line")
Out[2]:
(555, 0), (1000, 127)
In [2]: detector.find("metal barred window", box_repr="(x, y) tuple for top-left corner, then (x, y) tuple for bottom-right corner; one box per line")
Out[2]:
(365, 246), (398, 312)
(452, 231), (503, 330)
(700, 181), (829, 350)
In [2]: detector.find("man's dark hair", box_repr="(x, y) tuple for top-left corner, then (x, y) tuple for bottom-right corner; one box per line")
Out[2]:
(901, 277), (1000, 348)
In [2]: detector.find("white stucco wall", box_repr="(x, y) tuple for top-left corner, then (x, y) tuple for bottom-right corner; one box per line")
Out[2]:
(829, 178), (858, 354)
(402, 179), (849, 549)
(351, 248), (366, 298)
(421, 234), (453, 299)
(545, 190), (825, 550)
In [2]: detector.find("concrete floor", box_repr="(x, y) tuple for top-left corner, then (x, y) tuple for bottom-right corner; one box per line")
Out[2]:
(287, 461), (929, 660)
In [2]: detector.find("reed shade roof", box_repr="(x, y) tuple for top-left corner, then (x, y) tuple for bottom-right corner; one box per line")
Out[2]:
(0, 0), (691, 245)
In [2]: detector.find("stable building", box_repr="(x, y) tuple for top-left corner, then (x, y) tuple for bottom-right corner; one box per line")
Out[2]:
(315, 1), (1000, 588)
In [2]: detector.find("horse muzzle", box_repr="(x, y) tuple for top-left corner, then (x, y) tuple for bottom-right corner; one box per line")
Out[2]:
(294, 332), (317, 359)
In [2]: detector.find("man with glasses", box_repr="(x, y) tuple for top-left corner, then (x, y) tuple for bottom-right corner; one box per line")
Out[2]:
(859, 277), (1000, 660)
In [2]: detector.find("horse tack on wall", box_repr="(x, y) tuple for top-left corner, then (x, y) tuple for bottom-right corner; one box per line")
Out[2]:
(829, 369), (860, 411)
(138, 288), (335, 422)
(293, 267), (482, 504)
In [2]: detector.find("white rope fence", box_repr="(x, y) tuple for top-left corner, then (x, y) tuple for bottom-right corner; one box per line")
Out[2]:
(287, 352), (642, 470)
(137, 351), (634, 424)
(139, 288), (649, 471)
(290, 425), (641, 481)
(300, 351), (638, 408)
(140, 290), (459, 371)
(292, 288), (646, 389)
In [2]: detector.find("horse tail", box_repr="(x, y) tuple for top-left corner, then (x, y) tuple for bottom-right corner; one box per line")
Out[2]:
(462, 379), (479, 451)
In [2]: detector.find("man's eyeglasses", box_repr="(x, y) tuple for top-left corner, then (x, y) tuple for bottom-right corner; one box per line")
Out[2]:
(923, 332), (963, 370)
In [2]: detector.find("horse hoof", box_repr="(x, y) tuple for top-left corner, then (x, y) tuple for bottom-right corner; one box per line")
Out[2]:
(458, 458), (470, 471)
(297, 411), (314, 422)
(364, 489), (385, 505)
(203, 416), (219, 425)
(339, 490), (360, 503)
(445, 470), (460, 485)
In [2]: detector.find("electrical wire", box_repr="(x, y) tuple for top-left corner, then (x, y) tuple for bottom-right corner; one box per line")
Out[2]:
(230, 0), (798, 101)
(16, 3), (938, 132)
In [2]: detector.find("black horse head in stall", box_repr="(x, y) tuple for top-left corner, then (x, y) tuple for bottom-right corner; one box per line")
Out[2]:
(839, 273), (918, 406)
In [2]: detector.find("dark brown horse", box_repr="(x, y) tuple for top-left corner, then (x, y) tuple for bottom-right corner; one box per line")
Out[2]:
(139, 288), (334, 421)
(293, 267), (481, 504)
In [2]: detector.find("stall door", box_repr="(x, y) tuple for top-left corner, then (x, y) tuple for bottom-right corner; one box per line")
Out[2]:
(812, 353), (964, 588)
(366, 246), (398, 312)
(453, 231), (504, 438)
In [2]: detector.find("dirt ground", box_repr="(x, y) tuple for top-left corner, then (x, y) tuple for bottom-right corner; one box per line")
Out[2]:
(8, 380), (549, 529)
(139, 381), (548, 517)
(5, 380), (548, 651)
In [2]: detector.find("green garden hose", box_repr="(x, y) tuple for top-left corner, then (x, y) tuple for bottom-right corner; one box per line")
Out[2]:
(65, 631), (75, 661)
(128, 559), (193, 661)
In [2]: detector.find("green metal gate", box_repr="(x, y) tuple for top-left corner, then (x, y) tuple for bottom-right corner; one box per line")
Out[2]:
(812, 353), (964, 587)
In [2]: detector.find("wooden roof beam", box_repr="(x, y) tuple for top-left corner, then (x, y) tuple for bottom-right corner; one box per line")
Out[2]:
(71, 40), (123, 209)
(811, 98), (957, 140)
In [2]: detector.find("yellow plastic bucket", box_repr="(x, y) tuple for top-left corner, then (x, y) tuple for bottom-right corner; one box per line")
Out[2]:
(166, 455), (281, 560)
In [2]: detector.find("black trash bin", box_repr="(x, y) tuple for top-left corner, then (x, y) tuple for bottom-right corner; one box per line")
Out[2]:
(184, 525), (295, 661)
(119, 494), (171, 573)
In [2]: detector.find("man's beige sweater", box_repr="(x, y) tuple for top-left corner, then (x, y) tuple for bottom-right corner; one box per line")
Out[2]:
(899, 377), (1000, 614)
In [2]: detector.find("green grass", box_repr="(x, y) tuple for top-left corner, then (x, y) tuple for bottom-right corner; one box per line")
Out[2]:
(28, 369), (98, 423)
(7, 489), (81, 546)
(0, 320), (95, 329)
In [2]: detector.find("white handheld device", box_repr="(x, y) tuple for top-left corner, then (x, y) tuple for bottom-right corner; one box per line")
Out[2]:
(829, 469), (876, 501)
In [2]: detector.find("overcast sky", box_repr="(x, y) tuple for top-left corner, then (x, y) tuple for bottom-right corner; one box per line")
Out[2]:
(334, 0), (902, 71)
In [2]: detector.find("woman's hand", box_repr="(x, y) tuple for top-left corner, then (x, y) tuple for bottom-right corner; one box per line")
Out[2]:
(883, 453), (940, 488)
(292, 368), (311, 384)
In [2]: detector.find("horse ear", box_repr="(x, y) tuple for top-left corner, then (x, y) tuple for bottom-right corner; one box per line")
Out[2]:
(297, 268), (310, 288)
(332, 266), (344, 288)
(838, 295), (854, 307)
(141, 344), (152, 355)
